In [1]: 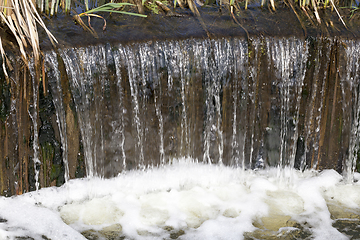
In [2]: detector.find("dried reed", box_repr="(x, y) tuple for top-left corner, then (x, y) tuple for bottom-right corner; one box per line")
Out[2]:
(0, 0), (353, 78)
(0, 0), (57, 76)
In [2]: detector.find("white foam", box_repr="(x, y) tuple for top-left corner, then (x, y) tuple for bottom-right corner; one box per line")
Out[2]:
(0, 159), (358, 240)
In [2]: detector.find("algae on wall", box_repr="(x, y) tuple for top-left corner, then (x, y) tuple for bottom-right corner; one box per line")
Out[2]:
(0, 56), (84, 196)
(0, 60), (35, 196)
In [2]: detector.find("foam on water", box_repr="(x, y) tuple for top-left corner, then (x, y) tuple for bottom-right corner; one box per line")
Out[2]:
(0, 159), (359, 240)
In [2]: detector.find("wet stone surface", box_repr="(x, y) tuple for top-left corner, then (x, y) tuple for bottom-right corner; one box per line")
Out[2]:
(328, 203), (360, 240)
(75, 214), (360, 240)
(82, 230), (125, 240)
(333, 219), (360, 240)
(39, 7), (360, 50)
(247, 215), (312, 240)
(169, 229), (185, 239)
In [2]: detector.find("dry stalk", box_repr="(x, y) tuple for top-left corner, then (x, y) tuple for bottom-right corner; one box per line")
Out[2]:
(0, 0), (57, 76)
(0, 37), (10, 78)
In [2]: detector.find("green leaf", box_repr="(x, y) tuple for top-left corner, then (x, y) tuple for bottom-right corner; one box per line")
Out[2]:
(81, 2), (136, 15)
(92, 10), (147, 17)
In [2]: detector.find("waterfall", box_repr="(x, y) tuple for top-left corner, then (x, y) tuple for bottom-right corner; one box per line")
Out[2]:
(267, 38), (308, 168)
(29, 61), (41, 190)
(342, 40), (360, 182)
(45, 52), (70, 182)
(60, 45), (110, 177)
(113, 49), (128, 170)
(3, 36), (360, 240)
(39, 37), (360, 181)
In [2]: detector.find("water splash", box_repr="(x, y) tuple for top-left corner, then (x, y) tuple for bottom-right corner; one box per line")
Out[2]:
(202, 39), (226, 164)
(343, 40), (360, 182)
(247, 38), (260, 169)
(37, 37), (360, 180)
(113, 48), (127, 170)
(45, 52), (70, 182)
(303, 40), (332, 170)
(60, 45), (109, 177)
(28, 62), (41, 191)
(122, 45), (145, 169)
(267, 37), (308, 168)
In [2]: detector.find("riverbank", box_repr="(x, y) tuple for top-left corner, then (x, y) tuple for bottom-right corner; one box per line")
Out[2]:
(35, 5), (360, 50)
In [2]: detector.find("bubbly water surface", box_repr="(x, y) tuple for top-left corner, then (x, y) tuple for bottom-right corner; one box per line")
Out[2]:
(1, 159), (360, 240)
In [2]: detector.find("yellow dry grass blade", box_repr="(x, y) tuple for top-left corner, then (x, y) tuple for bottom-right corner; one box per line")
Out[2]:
(269, 0), (275, 11)
(12, 0), (29, 48)
(0, 0), (11, 15)
(27, 0), (58, 46)
(0, 14), (28, 61)
(311, 0), (321, 23)
(20, 0), (39, 62)
(0, 37), (9, 78)
(188, 0), (200, 17)
(73, 15), (99, 38)
(329, 0), (346, 27)
(0, 0), (58, 67)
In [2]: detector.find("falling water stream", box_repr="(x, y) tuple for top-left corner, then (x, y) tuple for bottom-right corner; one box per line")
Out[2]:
(29, 61), (41, 191)
(42, 37), (356, 175)
(1, 36), (360, 239)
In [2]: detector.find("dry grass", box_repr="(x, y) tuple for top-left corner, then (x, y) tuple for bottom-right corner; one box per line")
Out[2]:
(0, 0), (57, 77)
(0, 0), (353, 78)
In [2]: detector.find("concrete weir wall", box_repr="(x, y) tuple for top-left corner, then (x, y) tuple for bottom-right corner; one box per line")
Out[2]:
(1, 8), (360, 196)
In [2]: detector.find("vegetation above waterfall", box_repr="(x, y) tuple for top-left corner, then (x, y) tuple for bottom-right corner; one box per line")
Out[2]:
(0, 0), (359, 72)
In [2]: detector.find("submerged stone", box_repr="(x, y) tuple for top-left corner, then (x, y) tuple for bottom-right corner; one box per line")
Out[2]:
(244, 226), (312, 240)
(255, 215), (292, 231)
(327, 202), (360, 220)
(169, 229), (185, 239)
(333, 219), (360, 240)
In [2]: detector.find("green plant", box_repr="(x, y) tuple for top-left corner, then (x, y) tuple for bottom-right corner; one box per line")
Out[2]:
(74, 2), (146, 35)
(145, 0), (163, 13)
(342, 5), (360, 19)
(78, 2), (146, 17)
